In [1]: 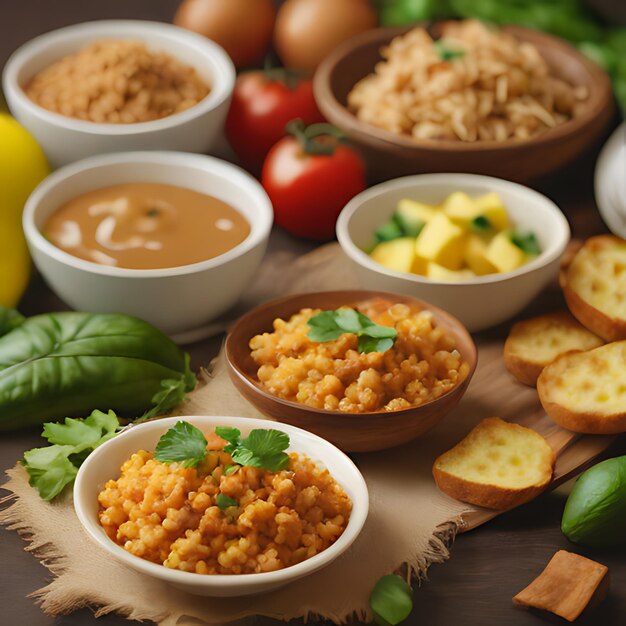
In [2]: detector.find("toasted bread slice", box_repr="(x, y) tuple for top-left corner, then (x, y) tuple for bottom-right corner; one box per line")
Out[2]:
(561, 235), (626, 342)
(537, 341), (626, 434)
(504, 311), (603, 386)
(432, 417), (555, 510)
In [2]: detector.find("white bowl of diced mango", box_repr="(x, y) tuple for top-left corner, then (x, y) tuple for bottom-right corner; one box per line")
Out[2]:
(336, 173), (570, 332)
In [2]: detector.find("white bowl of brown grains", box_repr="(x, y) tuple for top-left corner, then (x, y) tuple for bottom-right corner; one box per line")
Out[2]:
(3, 20), (235, 167)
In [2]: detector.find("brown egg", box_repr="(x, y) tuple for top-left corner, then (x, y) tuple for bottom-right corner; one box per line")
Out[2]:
(274, 0), (378, 72)
(174, 0), (276, 68)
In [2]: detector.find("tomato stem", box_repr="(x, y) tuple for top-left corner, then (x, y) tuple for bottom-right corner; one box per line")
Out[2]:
(262, 56), (308, 90)
(286, 119), (346, 156)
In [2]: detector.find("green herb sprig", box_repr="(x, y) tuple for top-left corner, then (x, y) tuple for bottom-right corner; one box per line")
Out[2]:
(23, 410), (120, 501)
(216, 426), (291, 472)
(215, 494), (238, 510)
(153, 422), (291, 473)
(307, 309), (398, 354)
(510, 231), (541, 256)
(434, 40), (465, 61)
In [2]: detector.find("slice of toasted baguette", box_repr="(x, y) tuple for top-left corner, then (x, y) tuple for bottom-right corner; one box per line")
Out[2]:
(537, 341), (626, 434)
(432, 417), (555, 510)
(504, 311), (603, 386)
(561, 235), (626, 342)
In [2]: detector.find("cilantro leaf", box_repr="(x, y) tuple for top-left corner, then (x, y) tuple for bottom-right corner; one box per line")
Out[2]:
(23, 409), (120, 501)
(42, 409), (118, 448)
(307, 309), (398, 354)
(23, 446), (79, 501)
(215, 426), (241, 455)
(510, 232), (541, 256)
(217, 427), (291, 472)
(215, 494), (238, 510)
(223, 464), (240, 476)
(135, 354), (196, 424)
(154, 421), (208, 468)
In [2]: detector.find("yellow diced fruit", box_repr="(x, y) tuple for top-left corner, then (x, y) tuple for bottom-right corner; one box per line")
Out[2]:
(397, 199), (437, 224)
(371, 237), (420, 274)
(474, 192), (509, 230)
(485, 231), (526, 273)
(427, 262), (476, 282)
(415, 212), (465, 270)
(464, 233), (498, 276)
(442, 192), (478, 226)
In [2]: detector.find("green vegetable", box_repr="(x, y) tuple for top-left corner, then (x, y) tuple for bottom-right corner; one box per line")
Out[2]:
(23, 409), (120, 500)
(0, 306), (24, 337)
(510, 231), (541, 256)
(375, 219), (405, 243)
(561, 456), (626, 548)
(435, 40), (465, 61)
(471, 216), (493, 232)
(376, 0), (451, 25)
(578, 41), (617, 75)
(307, 309), (398, 354)
(394, 208), (426, 238)
(154, 420), (208, 468)
(0, 311), (196, 431)
(370, 575), (414, 626)
(216, 426), (291, 472)
(215, 494), (238, 510)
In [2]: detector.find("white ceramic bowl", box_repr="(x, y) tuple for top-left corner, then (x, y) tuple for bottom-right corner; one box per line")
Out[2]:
(23, 151), (273, 334)
(74, 415), (369, 597)
(2, 20), (235, 167)
(336, 173), (570, 332)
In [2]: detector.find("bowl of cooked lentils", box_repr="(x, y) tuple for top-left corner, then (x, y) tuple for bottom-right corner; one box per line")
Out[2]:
(2, 20), (235, 167)
(313, 20), (615, 182)
(225, 290), (477, 452)
(73, 415), (368, 596)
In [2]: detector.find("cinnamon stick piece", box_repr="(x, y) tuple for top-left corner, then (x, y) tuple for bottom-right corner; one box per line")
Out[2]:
(513, 550), (609, 622)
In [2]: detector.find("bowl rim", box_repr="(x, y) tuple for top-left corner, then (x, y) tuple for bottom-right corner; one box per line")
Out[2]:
(313, 23), (613, 153)
(225, 289), (478, 418)
(2, 20), (236, 135)
(336, 173), (571, 287)
(22, 150), (273, 278)
(73, 414), (369, 589)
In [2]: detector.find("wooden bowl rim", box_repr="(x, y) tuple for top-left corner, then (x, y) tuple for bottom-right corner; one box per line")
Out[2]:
(225, 289), (478, 419)
(313, 23), (614, 154)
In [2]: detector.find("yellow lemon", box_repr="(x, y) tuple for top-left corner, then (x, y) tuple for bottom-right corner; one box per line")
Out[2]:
(0, 114), (50, 307)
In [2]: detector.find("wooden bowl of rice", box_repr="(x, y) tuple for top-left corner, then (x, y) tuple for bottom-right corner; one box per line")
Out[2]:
(313, 21), (615, 183)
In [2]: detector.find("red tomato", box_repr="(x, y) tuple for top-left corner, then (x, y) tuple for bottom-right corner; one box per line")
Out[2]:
(262, 123), (366, 241)
(225, 70), (325, 174)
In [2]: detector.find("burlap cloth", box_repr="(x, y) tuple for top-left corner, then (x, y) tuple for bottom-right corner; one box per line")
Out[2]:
(1, 243), (551, 625)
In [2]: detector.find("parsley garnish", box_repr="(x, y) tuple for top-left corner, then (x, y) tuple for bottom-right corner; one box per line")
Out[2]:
(215, 494), (238, 510)
(307, 308), (398, 354)
(154, 421), (208, 468)
(215, 426), (291, 472)
(23, 409), (119, 501)
(510, 232), (541, 256)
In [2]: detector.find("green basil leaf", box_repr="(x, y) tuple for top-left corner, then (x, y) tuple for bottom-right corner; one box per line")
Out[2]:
(154, 421), (207, 468)
(370, 575), (413, 626)
(0, 312), (194, 431)
(215, 494), (238, 510)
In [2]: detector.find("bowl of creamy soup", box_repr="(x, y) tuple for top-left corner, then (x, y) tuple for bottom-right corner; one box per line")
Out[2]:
(23, 151), (273, 334)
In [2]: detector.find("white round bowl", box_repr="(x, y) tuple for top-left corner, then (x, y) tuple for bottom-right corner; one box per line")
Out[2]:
(595, 122), (626, 238)
(336, 173), (570, 332)
(74, 415), (369, 597)
(23, 151), (273, 334)
(2, 20), (236, 167)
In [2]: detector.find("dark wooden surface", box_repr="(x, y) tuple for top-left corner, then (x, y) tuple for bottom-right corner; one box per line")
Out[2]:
(1, 2), (625, 625)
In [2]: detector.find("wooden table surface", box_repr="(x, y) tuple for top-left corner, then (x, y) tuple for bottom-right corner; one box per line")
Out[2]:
(1, 1), (625, 625)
